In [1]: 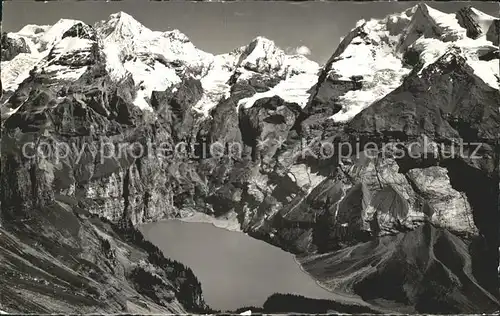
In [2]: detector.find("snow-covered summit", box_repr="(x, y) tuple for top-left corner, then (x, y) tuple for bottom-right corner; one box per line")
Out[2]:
(234, 36), (318, 78)
(1, 18), (90, 102)
(237, 36), (286, 74)
(97, 11), (147, 39)
(190, 35), (320, 116)
(95, 12), (211, 67)
(91, 12), (218, 110)
(94, 12), (320, 114)
(458, 6), (498, 41)
(2, 11), (320, 118)
(93, 12), (320, 114)
(398, 3), (467, 51)
(191, 36), (319, 115)
(96, 11), (191, 46)
(8, 6), (493, 126)
(321, 3), (499, 123)
(17, 19), (83, 52)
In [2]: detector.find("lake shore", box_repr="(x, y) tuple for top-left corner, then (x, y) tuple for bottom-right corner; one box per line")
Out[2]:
(140, 216), (336, 310)
(177, 210), (242, 232)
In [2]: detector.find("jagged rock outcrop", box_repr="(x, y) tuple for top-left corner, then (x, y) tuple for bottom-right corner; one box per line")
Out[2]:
(300, 223), (499, 314)
(0, 202), (207, 314)
(347, 49), (500, 142)
(486, 19), (500, 46)
(457, 7), (485, 39)
(456, 6), (500, 46)
(1, 33), (31, 61)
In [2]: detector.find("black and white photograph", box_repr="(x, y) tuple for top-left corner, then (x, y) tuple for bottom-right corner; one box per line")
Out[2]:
(0, 0), (499, 314)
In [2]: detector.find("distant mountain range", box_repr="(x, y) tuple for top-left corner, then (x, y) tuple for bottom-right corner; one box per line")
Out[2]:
(1, 3), (499, 314)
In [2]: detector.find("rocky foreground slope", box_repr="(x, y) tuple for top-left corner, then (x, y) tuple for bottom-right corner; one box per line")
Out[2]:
(1, 3), (499, 314)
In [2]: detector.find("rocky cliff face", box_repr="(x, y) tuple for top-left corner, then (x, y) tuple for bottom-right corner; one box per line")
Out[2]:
(0, 197), (208, 313)
(1, 4), (499, 314)
(1, 33), (31, 62)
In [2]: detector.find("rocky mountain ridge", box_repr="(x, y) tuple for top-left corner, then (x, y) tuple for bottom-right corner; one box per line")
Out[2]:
(1, 3), (499, 314)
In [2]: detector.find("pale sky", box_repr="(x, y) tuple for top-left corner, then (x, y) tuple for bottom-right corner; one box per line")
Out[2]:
(2, 1), (499, 64)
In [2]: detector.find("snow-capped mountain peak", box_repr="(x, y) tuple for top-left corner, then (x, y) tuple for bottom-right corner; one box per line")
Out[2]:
(397, 3), (467, 52)
(95, 12), (196, 53)
(317, 3), (499, 123)
(97, 11), (150, 41)
(2, 6), (499, 314)
(457, 6), (499, 42)
(3, 11), (321, 117)
(4, 6), (494, 125)
(234, 36), (318, 77)
(236, 36), (286, 74)
(94, 12), (211, 68)
(39, 19), (83, 51)
(1, 18), (92, 113)
(90, 12), (216, 111)
(190, 35), (319, 116)
(12, 18), (82, 53)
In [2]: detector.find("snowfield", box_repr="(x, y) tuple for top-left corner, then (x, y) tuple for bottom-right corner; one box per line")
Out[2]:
(238, 72), (319, 110)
